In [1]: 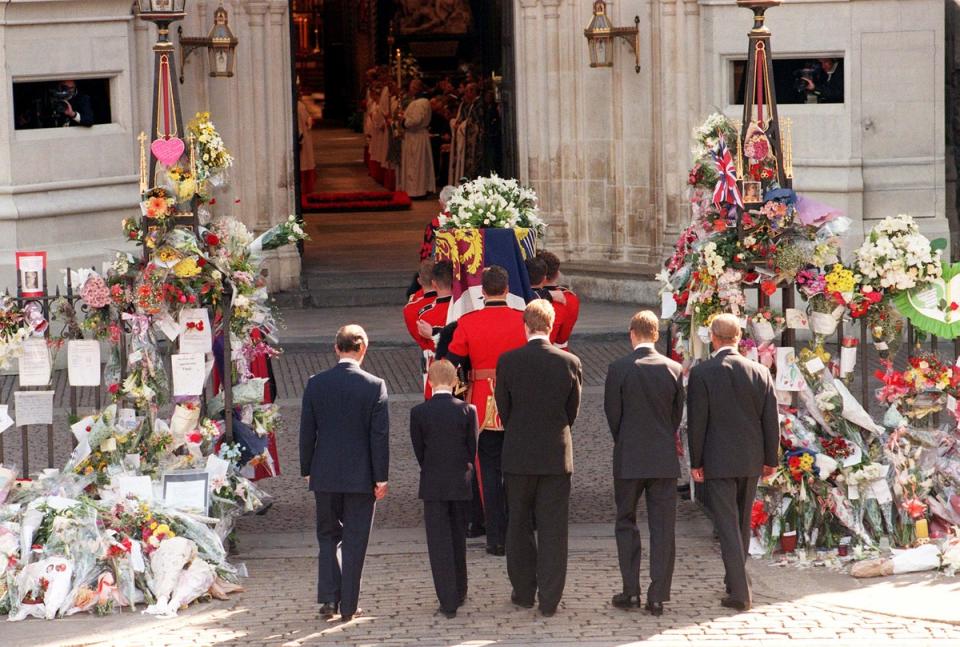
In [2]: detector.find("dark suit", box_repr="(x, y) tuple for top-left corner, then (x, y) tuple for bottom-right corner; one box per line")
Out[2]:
(299, 360), (389, 617)
(410, 392), (477, 613)
(495, 337), (582, 613)
(687, 348), (778, 606)
(604, 345), (684, 602)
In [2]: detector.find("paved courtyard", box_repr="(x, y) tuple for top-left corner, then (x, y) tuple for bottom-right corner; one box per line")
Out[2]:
(5, 306), (960, 645)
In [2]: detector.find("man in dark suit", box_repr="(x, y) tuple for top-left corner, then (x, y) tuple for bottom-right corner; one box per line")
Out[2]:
(300, 324), (389, 622)
(410, 359), (477, 619)
(687, 314), (778, 612)
(604, 310), (684, 616)
(495, 299), (582, 617)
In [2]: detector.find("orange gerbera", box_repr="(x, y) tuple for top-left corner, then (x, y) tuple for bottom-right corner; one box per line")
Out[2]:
(145, 196), (169, 218)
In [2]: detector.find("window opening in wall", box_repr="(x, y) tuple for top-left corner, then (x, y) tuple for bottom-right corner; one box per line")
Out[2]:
(13, 78), (112, 130)
(731, 57), (843, 105)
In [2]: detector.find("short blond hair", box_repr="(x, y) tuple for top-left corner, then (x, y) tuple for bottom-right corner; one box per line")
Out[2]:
(710, 313), (742, 342)
(428, 359), (458, 388)
(629, 310), (659, 341)
(524, 299), (555, 334)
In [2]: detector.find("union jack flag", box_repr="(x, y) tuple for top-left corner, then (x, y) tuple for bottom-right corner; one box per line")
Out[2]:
(711, 140), (743, 209)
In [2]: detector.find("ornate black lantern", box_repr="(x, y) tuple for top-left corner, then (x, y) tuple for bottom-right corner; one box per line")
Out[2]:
(583, 0), (641, 74)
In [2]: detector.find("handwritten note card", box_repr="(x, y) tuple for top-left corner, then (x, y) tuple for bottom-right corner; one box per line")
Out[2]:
(172, 353), (206, 396)
(67, 340), (101, 387)
(15, 390), (54, 426)
(19, 338), (50, 386)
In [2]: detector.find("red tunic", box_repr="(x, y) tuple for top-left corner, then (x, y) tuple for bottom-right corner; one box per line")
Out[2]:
(403, 290), (436, 350)
(417, 295), (451, 399)
(447, 302), (526, 430)
(547, 285), (580, 347)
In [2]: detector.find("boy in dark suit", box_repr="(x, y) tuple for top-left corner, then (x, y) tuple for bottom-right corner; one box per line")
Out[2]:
(410, 359), (478, 619)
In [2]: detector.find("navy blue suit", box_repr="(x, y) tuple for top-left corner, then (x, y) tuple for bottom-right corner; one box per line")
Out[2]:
(300, 360), (390, 616)
(410, 393), (477, 613)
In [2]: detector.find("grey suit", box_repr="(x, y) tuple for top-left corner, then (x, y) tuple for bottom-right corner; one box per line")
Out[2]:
(687, 348), (779, 606)
(496, 338), (582, 613)
(604, 345), (684, 602)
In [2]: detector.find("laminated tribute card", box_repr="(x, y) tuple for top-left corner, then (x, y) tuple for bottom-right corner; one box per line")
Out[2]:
(774, 347), (805, 391)
(19, 338), (51, 387)
(14, 391), (54, 426)
(162, 470), (210, 515)
(179, 308), (212, 355)
(67, 340), (101, 387)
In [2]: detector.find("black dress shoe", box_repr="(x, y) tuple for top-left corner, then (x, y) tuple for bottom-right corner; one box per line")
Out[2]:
(319, 602), (338, 618)
(486, 545), (505, 556)
(436, 607), (457, 619)
(611, 593), (641, 609)
(539, 607), (556, 618)
(511, 592), (534, 609)
(459, 592), (467, 606)
(340, 608), (363, 622)
(467, 525), (486, 538)
(644, 601), (664, 616)
(720, 597), (750, 612)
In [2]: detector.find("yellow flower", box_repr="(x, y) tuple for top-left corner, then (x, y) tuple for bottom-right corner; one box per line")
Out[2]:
(176, 178), (197, 202)
(156, 247), (181, 265)
(84, 466), (94, 475)
(173, 257), (202, 278)
(149, 521), (158, 530)
(825, 264), (856, 294)
(799, 454), (814, 471)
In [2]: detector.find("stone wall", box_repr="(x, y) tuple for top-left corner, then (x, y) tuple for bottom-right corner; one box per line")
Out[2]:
(514, 0), (951, 293)
(0, 0), (300, 294)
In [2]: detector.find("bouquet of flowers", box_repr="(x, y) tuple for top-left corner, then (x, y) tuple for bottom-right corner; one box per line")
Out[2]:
(250, 215), (309, 254)
(187, 112), (233, 188)
(855, 215), (942, 293)
(0, 297), (32, 369)
(439, 174), (546, 235)
(748, 307), (785, 342)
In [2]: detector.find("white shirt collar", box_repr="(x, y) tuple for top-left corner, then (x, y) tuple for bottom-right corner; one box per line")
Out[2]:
(338, 357), (361, 366)
(633, 342), (656, 351)
(712, 346), (738, 358)
(432, 388), (453, 396)
(528, 334), (551, 343)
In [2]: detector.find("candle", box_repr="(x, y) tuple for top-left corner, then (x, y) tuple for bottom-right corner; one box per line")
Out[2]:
(915, 518), (929, 540)
(138, 131), (148, 194)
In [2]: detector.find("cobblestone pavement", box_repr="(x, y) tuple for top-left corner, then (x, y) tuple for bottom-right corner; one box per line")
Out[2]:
(6, 340), (960, 645)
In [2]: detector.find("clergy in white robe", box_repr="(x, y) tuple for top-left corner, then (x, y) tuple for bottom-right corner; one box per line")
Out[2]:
(400, 82), (435, 198)
(369, 85), (390, 166)
(448, 83), (484, 186)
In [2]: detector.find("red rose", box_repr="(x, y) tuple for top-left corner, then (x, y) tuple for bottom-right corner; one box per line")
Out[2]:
(951, 302), (959, 312)
(197, 258), (207, 267)
(187, 432), (202, 444)
(760, 280), (778, 297)
(205, 233), (220, 246)
(108, 383), (119, 394)
(750, 500), (769, 530)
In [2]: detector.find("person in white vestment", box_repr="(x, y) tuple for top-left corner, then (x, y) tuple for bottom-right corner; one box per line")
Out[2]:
(369, 81), (390, 169)
(400, 79), (436, 198)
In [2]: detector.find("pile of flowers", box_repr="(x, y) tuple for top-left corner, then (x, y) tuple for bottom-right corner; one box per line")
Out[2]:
(661, 112), (960, 573)
(0, 113), (300, 621)
(439, 174), (546, 235)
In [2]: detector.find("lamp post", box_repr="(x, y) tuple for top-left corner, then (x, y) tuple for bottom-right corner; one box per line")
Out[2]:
(179, 2), (239, 83)
(135, 0), (189, 189)
(583, 0), (641, 74)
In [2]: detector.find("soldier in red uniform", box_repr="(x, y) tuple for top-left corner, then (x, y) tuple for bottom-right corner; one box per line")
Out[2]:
(539, 251), (581, 351)
(416, 261), (453, 399)
(446, 266), (527, 555)
(403, 259), (437, 347)
(525, 256), (566, 345)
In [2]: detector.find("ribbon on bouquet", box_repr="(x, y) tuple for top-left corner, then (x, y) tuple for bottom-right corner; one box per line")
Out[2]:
(757, 342), (776, 369)
(711, 140), (744, 209)
(121, 312), (152, 342)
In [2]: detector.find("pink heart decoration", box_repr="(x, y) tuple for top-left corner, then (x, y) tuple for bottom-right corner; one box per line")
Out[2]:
(151, 137), (185, 167)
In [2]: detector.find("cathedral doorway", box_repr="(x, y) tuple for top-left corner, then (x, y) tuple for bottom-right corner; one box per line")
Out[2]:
(289, 0), (517, 297)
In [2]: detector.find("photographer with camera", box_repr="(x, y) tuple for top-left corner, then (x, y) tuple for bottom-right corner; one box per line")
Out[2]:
(794, 58), (843, 104)
(47, 80), (94, 128)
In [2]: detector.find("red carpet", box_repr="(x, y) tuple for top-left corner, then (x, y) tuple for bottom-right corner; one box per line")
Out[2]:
(302, 190), (412, 212)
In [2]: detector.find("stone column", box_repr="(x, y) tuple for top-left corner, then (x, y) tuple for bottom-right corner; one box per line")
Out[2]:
(658, 0), (680, 238)
(541, 0), (566, 243)
(243, 1), (271, 231)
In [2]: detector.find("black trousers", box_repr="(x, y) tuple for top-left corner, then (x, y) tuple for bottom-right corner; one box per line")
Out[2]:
(614, 478), (677, 602)
(504, 472), (571, 612)
(478, 430), (506, 549)
(424, 500), (469, 613)
(703, 477), (758, 605)
(314, 491), (376, 616)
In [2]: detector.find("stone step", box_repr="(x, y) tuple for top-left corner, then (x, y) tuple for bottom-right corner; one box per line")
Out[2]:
(303, 270), (412, 307)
